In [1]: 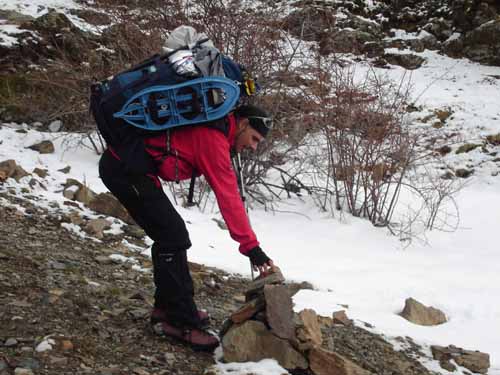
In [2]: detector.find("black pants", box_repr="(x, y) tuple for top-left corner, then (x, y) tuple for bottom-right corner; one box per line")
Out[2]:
(99, 149), (202, 328)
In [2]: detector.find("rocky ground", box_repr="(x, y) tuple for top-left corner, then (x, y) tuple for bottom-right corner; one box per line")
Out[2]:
(0, 189), (438, 375)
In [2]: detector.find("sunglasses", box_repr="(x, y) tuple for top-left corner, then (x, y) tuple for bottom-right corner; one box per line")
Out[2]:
(248, 116), (273, 129)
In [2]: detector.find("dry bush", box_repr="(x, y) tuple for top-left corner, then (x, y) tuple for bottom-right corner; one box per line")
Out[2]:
(289, 54), (461, 236)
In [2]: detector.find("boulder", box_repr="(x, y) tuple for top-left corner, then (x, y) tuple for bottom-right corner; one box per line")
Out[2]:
(283, 8), (336, 42)
(84, 218), (112, 239)
(0, 10), (34, 25)
(0, 159), (18, 181)
(122, 225), (145, 239)
(296, 309), (322, 347)
(464, 19), (500, 66)
(88, 192), (134, 224)
(33, 168), (48, 178)
(384, 53), (426, 70)
(456, 143), (481, 154)
(222, 320), (308, 370)
(422, 18), (454, 41)
(486, 133), (500, 145)
(442, 34), (465, 59)
(321, 30), (377, 55)
(332, 310), (352, 326)
(12, 165), (29, 182)
(431, 345), (490, 374)
(455, 168), (473, 178)
(27, 140), (55, 154)
(399, 298), (447, 326)
(75, 185), (96, 206)
(69, 9), (111, 26)
(309, 347), (372, 375)
(264, 284), (296, 341)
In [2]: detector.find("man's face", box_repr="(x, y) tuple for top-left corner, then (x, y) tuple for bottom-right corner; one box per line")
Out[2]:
(234, 118), (264, 153)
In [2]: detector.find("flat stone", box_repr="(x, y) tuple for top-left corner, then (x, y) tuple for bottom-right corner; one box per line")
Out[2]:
(27, 140), (55, 154)
(230, 296), (265, 324)
(222, 320), (308, 370)
(245, 267), (285, 300)
(400, 298), (447, 326)
(264, 284), (295, 340)
(309, 347), (373, 375)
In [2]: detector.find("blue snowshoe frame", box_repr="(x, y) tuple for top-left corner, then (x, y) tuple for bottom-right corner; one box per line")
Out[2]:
(113, 77), (240, 131)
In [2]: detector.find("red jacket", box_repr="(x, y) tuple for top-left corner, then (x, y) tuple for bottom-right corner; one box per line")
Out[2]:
(144, 114), (259, 255)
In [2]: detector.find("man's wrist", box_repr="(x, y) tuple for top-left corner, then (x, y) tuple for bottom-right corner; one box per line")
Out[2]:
(246, 246), (271, 266)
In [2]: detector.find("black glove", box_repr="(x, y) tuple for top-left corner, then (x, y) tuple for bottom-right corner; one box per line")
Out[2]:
(246, 246), (271, 267)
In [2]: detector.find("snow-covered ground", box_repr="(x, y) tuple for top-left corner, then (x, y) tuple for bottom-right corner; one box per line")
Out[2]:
(2, 0), (500, 373)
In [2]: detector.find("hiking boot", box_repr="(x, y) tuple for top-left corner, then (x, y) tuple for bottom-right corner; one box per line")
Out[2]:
(150, 307), (210, 328)
(156, 321), (219, 352)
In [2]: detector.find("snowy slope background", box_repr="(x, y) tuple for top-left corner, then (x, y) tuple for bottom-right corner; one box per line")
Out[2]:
(1, 1), (500, 374)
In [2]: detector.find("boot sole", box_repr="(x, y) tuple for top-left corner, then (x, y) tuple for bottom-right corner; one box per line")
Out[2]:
(152, 324), (219, 352)
(150, 316), (210, 329)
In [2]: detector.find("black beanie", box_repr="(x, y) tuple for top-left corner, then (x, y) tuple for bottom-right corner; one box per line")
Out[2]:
(234, 104), (272, 138)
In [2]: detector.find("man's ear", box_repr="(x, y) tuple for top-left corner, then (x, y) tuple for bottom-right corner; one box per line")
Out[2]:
(237, 117), (249, 131)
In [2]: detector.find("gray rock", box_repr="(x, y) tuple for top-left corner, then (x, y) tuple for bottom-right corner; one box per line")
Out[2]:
(32, 168), (48, 178)
(12, 165), (29, 182)
(58, 166), (71, 174)
(321, 30), (377, 55)
(5, 338), (18, 347)
(309, 347), (373, 375)
(14, 369), (34, 375)
(75, 185), (96, 205)
(63, 185), (79, 200)
(384, 53), (426, 70)
(84, 219), (111, 239)
(222, 320), (308, 370)
(287, 280), (314, 297)
(27, 140), (55, 154)
(123, 225), (145, 239)
(245, 268), (285, 300)
(455, 168), (473, 178)
(0, 159), (17, 181)
(0, 10), (34, 24)
(431, 345), (490, 374)
(48, 120), (63, 132)
(95, 255), (113, 265)
(332, 310), (353, 326)
(399, 298), (447, 326)
(464, 19), (500, 66)
(264, 284), (295, 340)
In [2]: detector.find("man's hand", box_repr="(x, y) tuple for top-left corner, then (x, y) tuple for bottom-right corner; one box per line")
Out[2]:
(247, 246), (278, 276)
